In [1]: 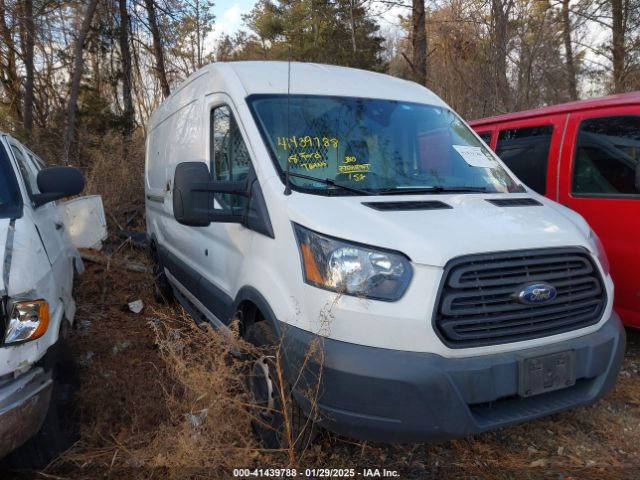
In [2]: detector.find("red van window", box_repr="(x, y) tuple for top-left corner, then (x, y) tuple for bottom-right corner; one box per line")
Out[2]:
(477, 131), (492, 144)
(496, 125), (553, 194)
(572, 115), (640, 196)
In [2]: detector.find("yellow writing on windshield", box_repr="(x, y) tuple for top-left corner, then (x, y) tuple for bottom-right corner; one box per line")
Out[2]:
(289, 152), (325, 163)
(338, 163), (370, 173)
(277, 136), (339, 150)
(348, 173), (367, 182)
(288, 153), (328, 170)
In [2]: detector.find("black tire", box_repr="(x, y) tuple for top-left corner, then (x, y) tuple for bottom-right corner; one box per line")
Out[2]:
(7, 338), (79, 469)
(244, 321), (317, 451)
(150, 244), (174, 304)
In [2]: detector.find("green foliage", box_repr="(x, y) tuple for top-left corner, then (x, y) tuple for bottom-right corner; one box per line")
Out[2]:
(224, 0), (386, 71)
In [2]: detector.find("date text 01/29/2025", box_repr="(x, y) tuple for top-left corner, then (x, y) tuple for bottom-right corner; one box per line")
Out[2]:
(233, 468), (401, 478)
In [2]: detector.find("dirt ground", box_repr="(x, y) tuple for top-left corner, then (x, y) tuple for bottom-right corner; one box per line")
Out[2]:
(9, 241), (640, 480)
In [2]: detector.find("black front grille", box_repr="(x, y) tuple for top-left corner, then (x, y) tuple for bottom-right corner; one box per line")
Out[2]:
(434, 248), (606, 348)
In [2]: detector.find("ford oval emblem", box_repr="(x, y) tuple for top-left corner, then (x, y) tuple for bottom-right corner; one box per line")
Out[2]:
(517, 283), (557, 305)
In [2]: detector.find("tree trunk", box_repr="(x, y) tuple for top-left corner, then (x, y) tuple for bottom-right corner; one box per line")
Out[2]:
(195, 0), (202, 67)
(144, 0), (170, 98)
(64, 0), (98, 164)
(349, 0), (357, 53)
(0, 0), (22, 122)
(611, 0), (625, 92)
(22, 0), (35, 135)
(491, 0), (512, 112)
(118, 0), (134, 135)
(562, 0), (578, 100)
(411, 0), (427, 86)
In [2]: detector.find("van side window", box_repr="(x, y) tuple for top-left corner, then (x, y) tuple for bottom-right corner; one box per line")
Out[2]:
(573, 115), (640, 197)
(496, 125), (553, 194)
(210, 105), (251, 208)
(10, 142), (41, 198)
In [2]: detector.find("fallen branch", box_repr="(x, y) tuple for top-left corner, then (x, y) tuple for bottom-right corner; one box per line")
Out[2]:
(117, 229), (148, 249)
(80, 252), (150, 273)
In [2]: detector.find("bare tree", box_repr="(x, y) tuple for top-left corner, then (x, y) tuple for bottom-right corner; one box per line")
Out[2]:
(64, 0), (99, 164)
(610, 0), (625, 92)
(411, 0), (427, 85)
(118, 0), (134, 134)
(0, 0), (22, 123)
(22, 0), (35, 135)
(144, 0), (170, 98)
(491, 0), (514, 112)
(561, 0), (578, 99)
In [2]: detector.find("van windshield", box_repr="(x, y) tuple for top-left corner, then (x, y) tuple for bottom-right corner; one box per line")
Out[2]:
(0, 143), (22, 218)
(248, 95), (522, 195)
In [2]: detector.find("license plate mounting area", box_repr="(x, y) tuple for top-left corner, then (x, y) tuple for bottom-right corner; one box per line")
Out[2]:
(518, 350), (576, 398)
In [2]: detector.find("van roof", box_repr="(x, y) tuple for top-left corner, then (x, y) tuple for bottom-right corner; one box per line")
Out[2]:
(225, 61), (443, 102)
(469, 91), (640, 127)
(152, 61), (447, 122)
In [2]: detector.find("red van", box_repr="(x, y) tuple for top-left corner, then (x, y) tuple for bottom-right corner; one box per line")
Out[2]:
(469, 92), (640, 328)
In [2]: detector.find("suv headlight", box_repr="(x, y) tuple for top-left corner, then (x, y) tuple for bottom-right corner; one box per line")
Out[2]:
(4, 300), (50, 344)
(293, 224), (413, 301)
(588, 228), (610, 276)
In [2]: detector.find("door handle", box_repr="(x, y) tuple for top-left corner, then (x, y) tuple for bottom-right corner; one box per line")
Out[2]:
(55, 222), (64, 231)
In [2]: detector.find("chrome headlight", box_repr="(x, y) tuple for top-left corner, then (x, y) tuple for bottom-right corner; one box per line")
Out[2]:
(293, 224), (413, 301)
(588, 228), (610, 276)
(4, 300), (50, 344)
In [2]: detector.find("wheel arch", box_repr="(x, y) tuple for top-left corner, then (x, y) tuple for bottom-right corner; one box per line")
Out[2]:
(233, 286), (281, 337)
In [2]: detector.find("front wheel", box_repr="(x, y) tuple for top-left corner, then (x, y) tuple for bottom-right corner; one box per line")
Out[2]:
(244, 321), (317, 451)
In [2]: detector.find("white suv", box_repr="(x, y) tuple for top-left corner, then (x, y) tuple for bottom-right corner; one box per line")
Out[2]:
(145, 62), (625, 446)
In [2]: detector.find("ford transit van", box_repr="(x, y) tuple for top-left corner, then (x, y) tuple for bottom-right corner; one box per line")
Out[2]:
(145, 62), (625, 447)
(469, 93), (640, 328)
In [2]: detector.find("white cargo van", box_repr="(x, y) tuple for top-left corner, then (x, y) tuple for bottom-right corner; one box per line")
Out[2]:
(145, 62), (624, 446)
(0, 133), (105, 464)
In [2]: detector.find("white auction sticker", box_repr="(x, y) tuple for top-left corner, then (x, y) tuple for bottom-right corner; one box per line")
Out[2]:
(453, 145), (495, 168)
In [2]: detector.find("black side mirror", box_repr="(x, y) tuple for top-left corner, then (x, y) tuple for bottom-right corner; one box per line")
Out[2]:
(34, 166), (85, 207)
(173, 162), (248, 226)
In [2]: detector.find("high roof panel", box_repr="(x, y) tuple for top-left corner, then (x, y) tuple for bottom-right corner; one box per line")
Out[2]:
(223, 61), (446, 106)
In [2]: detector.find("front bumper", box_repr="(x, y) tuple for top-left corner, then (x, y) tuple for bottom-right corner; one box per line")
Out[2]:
(280, 312), (625, 443)
(0, 367), (52, 458)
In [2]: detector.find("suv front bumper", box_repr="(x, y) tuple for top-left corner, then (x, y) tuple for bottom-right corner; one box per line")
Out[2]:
(0, 367), (52, 458)
(281, 312), (625, 443)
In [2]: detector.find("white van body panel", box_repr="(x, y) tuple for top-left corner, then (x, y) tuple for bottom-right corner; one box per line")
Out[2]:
(226, 179), (614, 358)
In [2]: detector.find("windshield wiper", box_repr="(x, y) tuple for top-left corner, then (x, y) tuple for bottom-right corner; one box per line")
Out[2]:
(286, 172), (374, 196)
(378, 186), (488, 195)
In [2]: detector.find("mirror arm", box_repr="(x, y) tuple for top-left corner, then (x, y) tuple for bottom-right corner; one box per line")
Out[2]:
(191, 180), (250, 196)
(31, 192), (63, 208)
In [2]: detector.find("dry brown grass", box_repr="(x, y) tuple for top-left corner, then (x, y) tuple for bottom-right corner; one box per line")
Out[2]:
(82, 131), (145, 218)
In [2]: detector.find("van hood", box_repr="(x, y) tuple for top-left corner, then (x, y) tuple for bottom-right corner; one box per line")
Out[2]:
(285, 193), (594, 267)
